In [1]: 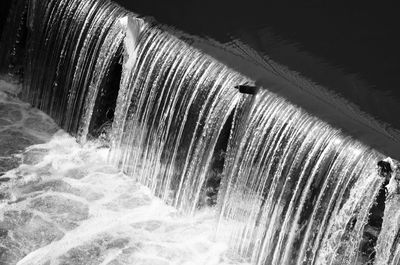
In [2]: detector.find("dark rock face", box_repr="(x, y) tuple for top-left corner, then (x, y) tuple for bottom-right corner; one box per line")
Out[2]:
(378, 160), (393, 180)
(234, 84), (259, 95)
(359, 184), (386, 264)
(88, 46), (123, 140)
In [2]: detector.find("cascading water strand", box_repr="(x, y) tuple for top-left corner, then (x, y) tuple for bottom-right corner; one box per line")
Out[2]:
(1, 0), (399, 264)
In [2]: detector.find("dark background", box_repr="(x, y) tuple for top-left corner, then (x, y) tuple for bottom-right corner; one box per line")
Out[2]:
(1, 0), (398, 97)
(0, 0), (13, 35)
(114, 0), (399, 97)
(1, 0), (399, 125)
(114, 0), (400, 137)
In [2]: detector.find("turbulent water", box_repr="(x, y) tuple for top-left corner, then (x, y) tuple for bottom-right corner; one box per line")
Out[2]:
(109, 23), (248, 213)
(216, 92), (385, 265)
(1, 0), (400, 264)
(0, 79), (247, 265)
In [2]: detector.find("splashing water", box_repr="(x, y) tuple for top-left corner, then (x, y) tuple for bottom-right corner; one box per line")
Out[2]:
(0, 79), (248, 265)
(109, 23), (248, 213)
(216, 92), (385, 265)
(22, 0), (129, 134)
(1, 0), (400, 264)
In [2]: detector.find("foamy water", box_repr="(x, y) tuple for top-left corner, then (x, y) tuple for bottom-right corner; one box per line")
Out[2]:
(0, 78), (248, 265)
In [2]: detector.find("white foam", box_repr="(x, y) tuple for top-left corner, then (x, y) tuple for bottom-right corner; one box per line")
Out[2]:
(119, 16), (144, 71)
(2, 129), (246, 264)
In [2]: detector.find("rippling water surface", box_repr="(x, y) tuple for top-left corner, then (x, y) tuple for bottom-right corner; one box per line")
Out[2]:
(0, 78), (247, 265)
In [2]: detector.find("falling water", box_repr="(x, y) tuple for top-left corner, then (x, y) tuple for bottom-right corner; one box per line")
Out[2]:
(109, 22), (248, 213)
(1, 0), (400, 264)
(22, 0), (128, 134)
(216, 91), (385, 264)
(375, 195), (400, 265)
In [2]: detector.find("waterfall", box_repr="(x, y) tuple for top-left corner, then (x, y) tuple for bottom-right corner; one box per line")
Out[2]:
(375, 191), (400, 265)
(216, 91), (384, 264)
(22, 0), (128, 134)
(1, 0), (399, 264)
(109, 22), (247, 213)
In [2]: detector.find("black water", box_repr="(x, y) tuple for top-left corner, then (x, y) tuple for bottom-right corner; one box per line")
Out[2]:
(2, 0), (398, 97)
(114, 0), (399, 90)
(113, 0), (400, 131)
(0, 0), (13, 35)
(1, 0), (399, 264)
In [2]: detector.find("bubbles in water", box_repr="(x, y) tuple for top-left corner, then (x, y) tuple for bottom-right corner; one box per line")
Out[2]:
(0, 77), (246, 265)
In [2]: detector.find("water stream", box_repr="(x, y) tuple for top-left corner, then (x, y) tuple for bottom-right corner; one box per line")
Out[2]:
(1, 0), (400, 264)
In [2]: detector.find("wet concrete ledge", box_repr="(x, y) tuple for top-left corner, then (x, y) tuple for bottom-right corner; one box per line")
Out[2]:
(157, 26), (400, 160)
